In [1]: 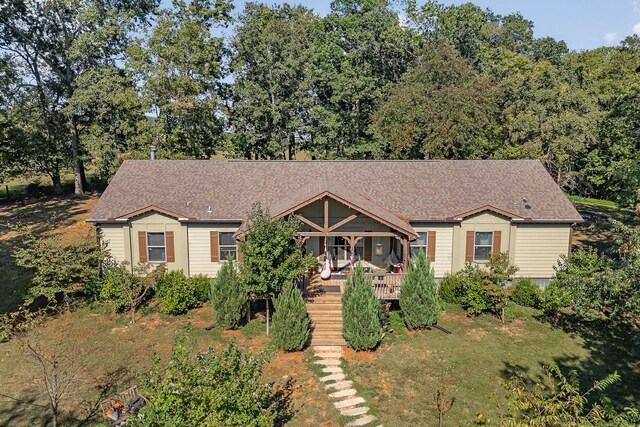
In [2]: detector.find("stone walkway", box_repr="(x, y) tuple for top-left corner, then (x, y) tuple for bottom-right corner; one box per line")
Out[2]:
(313, 346), (381, 427)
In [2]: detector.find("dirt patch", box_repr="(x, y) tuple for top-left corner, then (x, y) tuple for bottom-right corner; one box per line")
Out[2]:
(500, 318), (525, 337)
(466, 327), (487, 340)
(343, 347), (375, 363)
(442, 309), (473, 324)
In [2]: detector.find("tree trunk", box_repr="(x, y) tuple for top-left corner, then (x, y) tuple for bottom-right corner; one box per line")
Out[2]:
(131, 307), (136, 324)
(79, 159), (89, 191)
(266, 298), (270, 336)
(70, 115), (84, 196)
(51, 174), (62, 195)
(52, 408), (58, 427)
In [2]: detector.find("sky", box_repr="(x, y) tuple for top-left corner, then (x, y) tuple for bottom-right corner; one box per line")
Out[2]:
(225, 0), (640, 51)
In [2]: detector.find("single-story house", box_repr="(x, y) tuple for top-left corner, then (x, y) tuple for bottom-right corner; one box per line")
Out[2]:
(88, 159), (583, 289)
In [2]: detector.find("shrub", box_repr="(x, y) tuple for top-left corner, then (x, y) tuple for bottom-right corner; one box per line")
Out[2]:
(271, 282), (310, 351)
(100, 262), (160, 322)
(156, 270), (201, 315)
(14, 231), (103, 307)
(190, 274), (212, 304)
(511, 278), (541, 307)
(400, 250), (439, 329)
(438, 272), (466, 305)
(130, 341), (281, 427)
(342, 263), (382, 350)
(541, 280), (572, 316)
(210, 256), (247, 329)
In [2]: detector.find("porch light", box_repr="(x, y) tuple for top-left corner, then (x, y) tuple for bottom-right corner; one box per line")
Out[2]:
(375, 242), (384, 256)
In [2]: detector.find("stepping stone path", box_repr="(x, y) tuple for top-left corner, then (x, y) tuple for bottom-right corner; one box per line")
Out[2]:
(314, 346), (382, 427)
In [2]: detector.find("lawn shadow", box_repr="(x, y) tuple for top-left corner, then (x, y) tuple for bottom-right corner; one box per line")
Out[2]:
(529, 313), (640, 410)
(0, 196), (94, 313)
(273, 377), (296, 427)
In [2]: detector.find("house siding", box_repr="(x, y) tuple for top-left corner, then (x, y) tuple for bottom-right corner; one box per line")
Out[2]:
(129, 212), (188, 273)
(100, 224), (127, 264)
(187, 223), (241, 277)
(514, 223), (570, 279)
(411, 223), (453, 278)
(452, 211), (514, 273)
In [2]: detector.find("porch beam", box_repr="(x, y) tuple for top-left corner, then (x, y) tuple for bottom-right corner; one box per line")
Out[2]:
(324, 198), (329, 229)
(327, 214), (358, 232)
(297, 231), (401, 237)
(297, 215), (325, 232)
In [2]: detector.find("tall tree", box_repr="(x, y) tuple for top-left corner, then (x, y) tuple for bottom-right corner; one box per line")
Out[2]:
(0, 0), (156, 195)
(308, 0), (414, 158)
(372, 44), (499, 159)
(128, 0), (232, 159)
(229, 3), (317, 160)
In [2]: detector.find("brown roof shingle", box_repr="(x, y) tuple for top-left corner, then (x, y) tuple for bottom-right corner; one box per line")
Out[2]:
(88, 160), (583, 224)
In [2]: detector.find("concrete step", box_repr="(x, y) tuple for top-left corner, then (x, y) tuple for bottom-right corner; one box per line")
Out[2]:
(345, 415), (378, 426)
(315, 351), (342, 359)
(315, 359), (341, 366)
(324, 380), (352, 390)
(322, 366), (343, 373)
(319, 373), (346, 382)
(334, 397), (365, 409)
(329, 388), (357, 399)
(341, 406), (370, 417)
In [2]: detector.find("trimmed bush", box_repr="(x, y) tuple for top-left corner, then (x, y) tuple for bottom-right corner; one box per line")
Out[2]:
(210, 256), (247, 329)
(438, 272), (466, 305)
(400, 250), (439, 329)
(157, 270), (201, 315)
(342, 263), (382, 350)
(190, 274), (212, 304)
(511, 278), (541, 307)
(271, 282), (310, 351)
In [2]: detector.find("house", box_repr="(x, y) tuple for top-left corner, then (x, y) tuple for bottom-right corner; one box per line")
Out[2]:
(88, 159), (583, 291)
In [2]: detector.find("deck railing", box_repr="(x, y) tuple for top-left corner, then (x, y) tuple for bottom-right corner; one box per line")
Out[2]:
(366, 273), (404, 300)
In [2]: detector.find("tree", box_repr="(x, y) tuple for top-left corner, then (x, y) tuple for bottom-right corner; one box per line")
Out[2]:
(308, 0), (414, 158)
(503, 365), (639, 426)
(209, 255), (247, 330)
(14, 231), (103, 308)
(128, 0), (232, 159)
(372, 44), (499, 160)
(271, 282), (310, 351)
(130, 340), (282, 427)
(0, 0), (157, 195)
(341, 263), (382, 350)
(239, 204), (315, 297)
(484, 252), (518, 323)
(399, 250), (439, 329)
(229, 3), (318, 160)
(99, 262), (162, 323)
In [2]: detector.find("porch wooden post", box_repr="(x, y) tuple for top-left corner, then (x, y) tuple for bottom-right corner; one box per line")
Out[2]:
(402, 237), (409, 272)
(324, 198), (329, 230)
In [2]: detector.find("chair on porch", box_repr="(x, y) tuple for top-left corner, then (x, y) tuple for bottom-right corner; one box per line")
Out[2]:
(384, 250), (403, 273)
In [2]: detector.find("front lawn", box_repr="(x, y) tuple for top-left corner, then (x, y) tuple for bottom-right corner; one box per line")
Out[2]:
(342, 305), (640, 426)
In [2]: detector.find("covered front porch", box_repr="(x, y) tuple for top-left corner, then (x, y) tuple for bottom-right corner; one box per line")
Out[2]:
(304, 272), (404, 300)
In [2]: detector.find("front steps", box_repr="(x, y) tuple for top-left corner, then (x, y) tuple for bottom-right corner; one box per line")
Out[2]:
(307, 291), (346, 347)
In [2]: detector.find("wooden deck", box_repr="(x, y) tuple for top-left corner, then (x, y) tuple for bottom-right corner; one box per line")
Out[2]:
(304, 273), (403, 300)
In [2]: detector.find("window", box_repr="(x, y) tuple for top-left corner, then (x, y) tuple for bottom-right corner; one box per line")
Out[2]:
(474, 231), (493, 261)
(147, 232), (166, 262)
(410, 232), (428, 257)
(219, 232), (237, 261)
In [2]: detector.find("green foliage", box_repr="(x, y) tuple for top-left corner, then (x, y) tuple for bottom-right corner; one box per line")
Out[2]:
(14, 230), (103, 307)
(400, 250), (440, 329)
(210, 256), (247, 330)
(156, 270), (203, 315)
(341, 263), (382, 350)
(130, 340), (281, 427)
(511, 278), (541, 307)
(239, 204), (316, 297)
(438, 272), (467, 305)
(99, 262), (163, 322)
(502, 365), (639, 426)
(541, 281), (573, 317)
(271, 282), (310, 351)
(189, 274), (212, 304)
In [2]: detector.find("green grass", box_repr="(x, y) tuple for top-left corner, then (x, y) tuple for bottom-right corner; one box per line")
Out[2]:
(342, 305), (640, 426)
(566, 194), (618, 209)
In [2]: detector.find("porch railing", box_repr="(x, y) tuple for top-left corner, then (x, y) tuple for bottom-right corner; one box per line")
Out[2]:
(366, 273), (404, 300)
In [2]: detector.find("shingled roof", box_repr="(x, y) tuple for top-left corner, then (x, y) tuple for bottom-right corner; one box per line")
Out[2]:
(88, 160), (583, 225)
